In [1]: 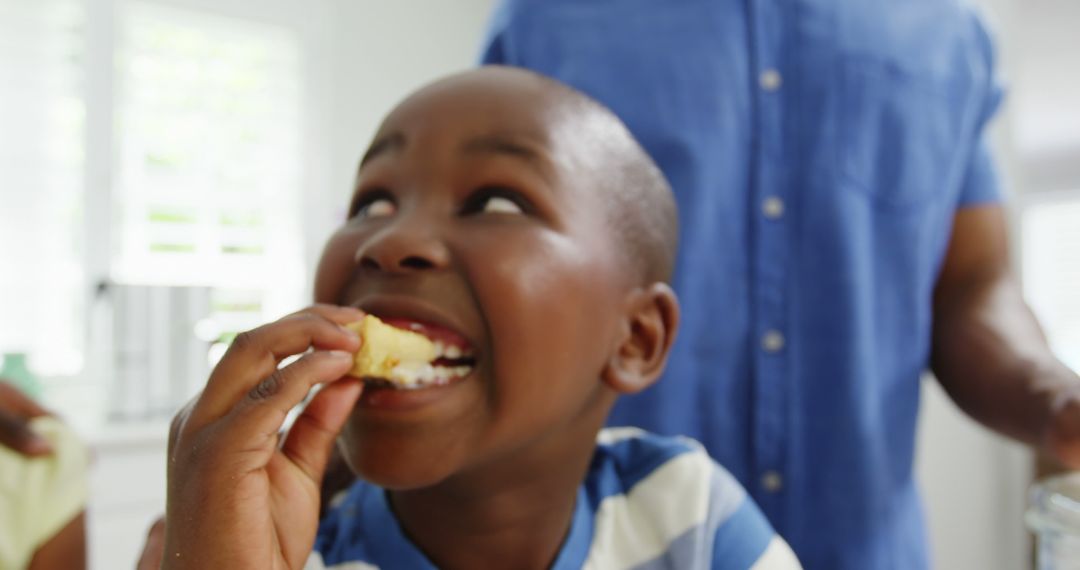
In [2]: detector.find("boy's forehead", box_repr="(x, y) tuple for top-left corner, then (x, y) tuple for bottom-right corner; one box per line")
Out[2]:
(376, 70), (574, 155)
(363, 68), (629, 214)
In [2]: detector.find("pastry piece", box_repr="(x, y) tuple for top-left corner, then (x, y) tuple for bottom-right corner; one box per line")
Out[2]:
(345, 315), (437, 384)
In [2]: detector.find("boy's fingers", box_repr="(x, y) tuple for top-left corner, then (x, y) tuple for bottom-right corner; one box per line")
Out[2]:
(280, 377), (364, 484)
(191, 310), (361, 426)
(288, 303), (366, 326)
(168, 395), (200, 459)
(219, 350), (356, 455)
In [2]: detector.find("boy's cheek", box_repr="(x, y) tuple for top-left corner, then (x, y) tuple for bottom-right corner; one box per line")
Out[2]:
(313, 234), (357, 303)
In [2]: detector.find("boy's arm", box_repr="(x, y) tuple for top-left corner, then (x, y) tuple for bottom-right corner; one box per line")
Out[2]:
(163, 304), (365, 570)
(931, 205), (1080, 467)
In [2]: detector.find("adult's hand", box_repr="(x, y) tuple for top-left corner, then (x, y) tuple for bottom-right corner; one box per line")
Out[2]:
(162, 304), (364, 570)
(0, 381), (53, 456)
(1047, 385), (1080, 469)
(932, 206), (1080, 471)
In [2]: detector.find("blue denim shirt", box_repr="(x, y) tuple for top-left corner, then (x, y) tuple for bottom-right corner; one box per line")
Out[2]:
(481, 1), (1003, 568)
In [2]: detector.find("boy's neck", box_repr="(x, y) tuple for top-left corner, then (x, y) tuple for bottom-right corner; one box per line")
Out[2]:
(388, 414), (605, 570)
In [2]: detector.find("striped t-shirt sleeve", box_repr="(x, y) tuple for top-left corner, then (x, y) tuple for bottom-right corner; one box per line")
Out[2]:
(583, 428), (802, 570)
(709, 482), (802, 570)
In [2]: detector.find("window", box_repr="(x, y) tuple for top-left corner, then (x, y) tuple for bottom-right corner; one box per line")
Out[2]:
(102, 3), (306, 420)
(1021, 194), (1080, 372)
(0, 0), (308, 425)
(0, 0), (85, 378)
(113, 3), (303, 294)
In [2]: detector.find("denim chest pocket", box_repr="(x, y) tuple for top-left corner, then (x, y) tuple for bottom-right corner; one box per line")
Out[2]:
(831, 59), (966, 211)
(818, 0), (981, 212)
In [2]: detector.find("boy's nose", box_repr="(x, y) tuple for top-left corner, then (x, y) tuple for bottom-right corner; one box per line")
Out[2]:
(353, 220), (450, 273)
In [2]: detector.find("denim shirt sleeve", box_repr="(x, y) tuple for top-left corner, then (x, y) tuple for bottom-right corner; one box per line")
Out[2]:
(958, 9), (1005, 206)
(477, 0), (518, 65)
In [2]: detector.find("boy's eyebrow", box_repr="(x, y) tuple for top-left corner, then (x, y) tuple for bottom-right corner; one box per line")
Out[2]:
(461, 134), (555, 184)
(359, 132), (405, 169)
(360, 132), (556, 183)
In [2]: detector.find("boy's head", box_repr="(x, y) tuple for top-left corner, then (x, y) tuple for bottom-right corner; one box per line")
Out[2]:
(313, 66), (679, 489)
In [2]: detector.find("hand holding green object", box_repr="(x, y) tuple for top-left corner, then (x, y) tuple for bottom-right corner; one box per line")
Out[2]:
(0, 379), (53, 456)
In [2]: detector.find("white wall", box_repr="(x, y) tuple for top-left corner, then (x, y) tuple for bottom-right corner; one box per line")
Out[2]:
(1008, 0), (1080, 161)
(302, 0), (498, 286)
(916, 380), (1032, 570)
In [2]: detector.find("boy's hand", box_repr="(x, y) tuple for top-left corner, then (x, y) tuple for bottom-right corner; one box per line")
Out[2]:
(163, 304), (364, 570)
(0, 381), (53, 456)
(136, 517), (165, 570)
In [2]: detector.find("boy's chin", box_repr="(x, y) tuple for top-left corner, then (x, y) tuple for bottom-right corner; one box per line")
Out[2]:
(342, 449), (456, 491)
(357, 465), (452, 491)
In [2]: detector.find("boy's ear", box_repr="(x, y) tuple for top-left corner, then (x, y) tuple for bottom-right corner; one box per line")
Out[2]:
(602, 283), (680, 394)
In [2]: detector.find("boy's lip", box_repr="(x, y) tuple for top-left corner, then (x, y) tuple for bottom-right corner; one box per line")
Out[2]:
(358, 377), (470, 411)
(349, 295), (478, 352)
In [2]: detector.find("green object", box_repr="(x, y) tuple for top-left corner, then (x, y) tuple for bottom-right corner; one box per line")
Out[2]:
(0, 352), (42, 399)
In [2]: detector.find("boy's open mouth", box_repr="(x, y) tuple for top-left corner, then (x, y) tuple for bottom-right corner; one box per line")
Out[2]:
(364, 317), (477, 390)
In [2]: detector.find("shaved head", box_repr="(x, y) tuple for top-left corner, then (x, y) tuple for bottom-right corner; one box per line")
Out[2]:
(380, 65), (679, 285)
(521, 68), (679, 284)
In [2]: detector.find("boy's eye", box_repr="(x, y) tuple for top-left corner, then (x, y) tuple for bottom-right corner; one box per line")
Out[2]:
(462, 187), (531, 216)
(482, 196), (524, 215)
(351, 194), (397, 220)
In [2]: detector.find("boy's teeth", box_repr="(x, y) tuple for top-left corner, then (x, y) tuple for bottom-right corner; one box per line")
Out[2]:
(432, 340), (469, 359)
(386, 362), (473, 390)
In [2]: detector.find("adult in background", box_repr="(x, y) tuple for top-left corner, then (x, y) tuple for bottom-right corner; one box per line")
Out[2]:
(479, 1), (1080, 568)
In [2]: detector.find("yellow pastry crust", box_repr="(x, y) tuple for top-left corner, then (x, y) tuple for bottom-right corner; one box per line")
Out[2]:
(345, 315), (437, 380)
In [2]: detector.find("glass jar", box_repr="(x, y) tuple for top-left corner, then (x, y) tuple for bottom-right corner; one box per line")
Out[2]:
(1026, 472), (1080, 570)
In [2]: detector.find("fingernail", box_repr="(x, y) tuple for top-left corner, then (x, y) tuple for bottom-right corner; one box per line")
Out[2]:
(25, 436), (53, 455)
(337, 305), (365, 317)
(328, 350), (354, 360)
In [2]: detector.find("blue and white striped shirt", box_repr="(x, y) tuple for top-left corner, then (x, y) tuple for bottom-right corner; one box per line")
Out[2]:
(307, 428), (800, 569)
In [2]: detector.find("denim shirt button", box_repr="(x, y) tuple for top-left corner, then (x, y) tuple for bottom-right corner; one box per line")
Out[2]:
(759, 69), (782, 91)
(762, 196), (785, 219)
(762, 470), (784, 493)
(762, 330), (785, 352)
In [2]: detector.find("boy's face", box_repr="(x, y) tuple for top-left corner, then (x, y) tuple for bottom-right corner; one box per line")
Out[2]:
(313, 72), (631, 489)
